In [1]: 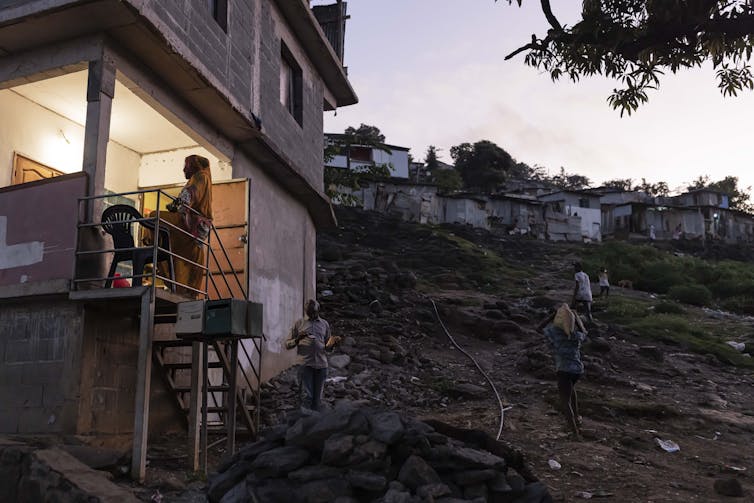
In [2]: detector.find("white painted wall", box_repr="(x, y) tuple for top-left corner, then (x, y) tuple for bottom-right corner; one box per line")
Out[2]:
(0, 90), (141, 197)
(0, 90), (85, 187)
(138, 146), (232, 188)
(566, 205), (602, 241)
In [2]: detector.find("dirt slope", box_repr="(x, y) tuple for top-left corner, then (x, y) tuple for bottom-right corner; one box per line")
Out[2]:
(262, 207), (753, 502)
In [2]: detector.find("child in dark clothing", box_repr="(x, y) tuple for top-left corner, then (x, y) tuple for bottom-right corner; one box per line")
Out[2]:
(538, 303), (588, 439)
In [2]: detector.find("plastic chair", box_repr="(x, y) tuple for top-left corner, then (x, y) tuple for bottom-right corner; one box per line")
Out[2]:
(100, 204), (175, 292)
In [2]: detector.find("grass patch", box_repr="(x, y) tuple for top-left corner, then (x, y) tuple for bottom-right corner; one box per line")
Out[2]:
(601, 296), (651, 320)
(423, 228), (532, 293)
(581, 241), (754, 313)
(627, 314), (754, 368)
(653, 301), (686, 315)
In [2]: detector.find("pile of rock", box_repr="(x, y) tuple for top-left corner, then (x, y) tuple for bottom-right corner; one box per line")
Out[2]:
(208, 406), (551, 503)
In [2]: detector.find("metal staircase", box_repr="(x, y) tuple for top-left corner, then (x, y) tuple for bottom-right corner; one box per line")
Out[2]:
(73, 188), (262, 478)
(152, 337), (261, 437)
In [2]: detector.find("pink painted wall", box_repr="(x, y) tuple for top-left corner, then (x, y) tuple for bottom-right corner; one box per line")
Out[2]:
(0, 172), (86, 287)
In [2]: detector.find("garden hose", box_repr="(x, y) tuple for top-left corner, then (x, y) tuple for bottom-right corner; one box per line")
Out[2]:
(429, 298), (505, 440)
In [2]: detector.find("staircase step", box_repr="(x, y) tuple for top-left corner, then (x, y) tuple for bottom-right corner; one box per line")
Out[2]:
(173, 385), (230, 393)
(163, 362), (224, 370)
(153, 340), (193, 348)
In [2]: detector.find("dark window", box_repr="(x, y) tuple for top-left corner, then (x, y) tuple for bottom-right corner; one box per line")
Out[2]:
(578, 198), (591, 209)
(280, 43), (303, 126)
(349, 146), (372, 162)
(208, 0), (228, 32)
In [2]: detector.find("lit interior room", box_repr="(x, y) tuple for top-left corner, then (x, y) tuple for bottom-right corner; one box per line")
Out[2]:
(0, 69), (233, 213)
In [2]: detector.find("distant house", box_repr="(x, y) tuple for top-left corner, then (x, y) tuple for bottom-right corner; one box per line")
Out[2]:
(488, 193), (544, 237)
(343, 179), (440, 224)
(441, 193), (490, 229)
(602, 203), (704, 240)
(325, 133), (411, 178)
(538, 190), (602, 241)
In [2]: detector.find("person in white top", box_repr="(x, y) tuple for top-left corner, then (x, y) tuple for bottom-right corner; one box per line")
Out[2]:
(572, 262), (594, 322)
(598, 267), (610, 298)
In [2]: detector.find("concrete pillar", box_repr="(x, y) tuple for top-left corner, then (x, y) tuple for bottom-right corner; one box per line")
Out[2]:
(82, 57), (115, 221)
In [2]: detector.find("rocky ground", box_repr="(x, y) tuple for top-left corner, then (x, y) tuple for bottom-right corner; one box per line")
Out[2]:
(104, 207), (754, 502)
(254, 208), (753, 502)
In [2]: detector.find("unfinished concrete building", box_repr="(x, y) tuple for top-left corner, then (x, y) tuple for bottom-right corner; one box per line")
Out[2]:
(0, 0), (356, 480)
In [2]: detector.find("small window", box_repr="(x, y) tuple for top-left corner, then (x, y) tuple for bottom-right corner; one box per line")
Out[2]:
(208, 0), (228, 32)
(578, 198), (590, 209)
(349, 146), (372, 163)
(280, 43), (303, 126)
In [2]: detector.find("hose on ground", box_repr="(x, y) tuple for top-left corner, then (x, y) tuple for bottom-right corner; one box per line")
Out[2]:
(429, 298), (505, 440)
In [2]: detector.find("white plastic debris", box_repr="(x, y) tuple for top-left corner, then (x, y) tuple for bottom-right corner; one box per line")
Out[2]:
(726, 341), (746, 352)
(321, 290), (334, 297)
(325, 376), (347, 384)
(548, 459), (562, 470)
(654, 438), (680, 453)
(575, 492), (593, 499)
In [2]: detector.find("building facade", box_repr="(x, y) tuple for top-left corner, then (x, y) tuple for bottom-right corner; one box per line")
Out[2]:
(0, 0), (356, 479)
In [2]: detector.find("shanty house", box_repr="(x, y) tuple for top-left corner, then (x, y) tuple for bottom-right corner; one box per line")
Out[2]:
(538, 190), (602, 242)
(324, 133), (411, 179)
(0, 0), (356, 480)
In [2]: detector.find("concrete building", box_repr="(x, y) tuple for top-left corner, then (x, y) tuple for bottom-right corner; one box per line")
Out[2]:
(538, 190), (602, 242)
(0, 0), (356, 480)
(325, 133), (411, 179)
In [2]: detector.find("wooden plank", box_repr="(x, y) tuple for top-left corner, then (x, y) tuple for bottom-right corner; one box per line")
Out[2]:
(188, 342), (202, 472)
(227, 340), (238, 454)
(131, 291), (154, 482)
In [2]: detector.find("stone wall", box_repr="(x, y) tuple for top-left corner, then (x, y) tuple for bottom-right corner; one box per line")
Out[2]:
(0, 439), (138, 502)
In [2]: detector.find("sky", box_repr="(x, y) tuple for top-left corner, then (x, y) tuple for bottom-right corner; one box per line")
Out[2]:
(315, 0), (754, 194)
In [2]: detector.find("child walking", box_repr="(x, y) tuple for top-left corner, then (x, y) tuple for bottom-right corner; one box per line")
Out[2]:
(598, 267), (610, 298)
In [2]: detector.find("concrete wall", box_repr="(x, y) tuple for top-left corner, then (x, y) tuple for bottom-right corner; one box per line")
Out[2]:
(0, 299), (83, 434)
(0, 173), (85, 287)
(258, 0), (326, 191)
(441, 198), (490, 229)
(77, 305), (181, 444)
(126, 0), (256, 119)
(235, 151), (315, 381)
(566, 205), (601, 242)
(138, 146), (231, 188)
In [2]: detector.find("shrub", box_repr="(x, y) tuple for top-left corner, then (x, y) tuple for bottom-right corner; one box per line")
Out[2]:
(668, 284), (713, 307)
(635, 262), (687, 294)
(653, 301), (686, 315)
(719, 296), (754, 315)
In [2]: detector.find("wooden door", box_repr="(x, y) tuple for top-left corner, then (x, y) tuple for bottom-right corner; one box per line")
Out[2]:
(206, 180), (248, 300)
(12, 153), (64, 185)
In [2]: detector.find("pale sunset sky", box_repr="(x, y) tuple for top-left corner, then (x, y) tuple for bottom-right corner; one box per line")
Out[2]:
(316, 0), (754, 194)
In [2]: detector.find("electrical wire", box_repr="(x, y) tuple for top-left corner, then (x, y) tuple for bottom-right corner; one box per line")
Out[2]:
(429, 298), (505, 440)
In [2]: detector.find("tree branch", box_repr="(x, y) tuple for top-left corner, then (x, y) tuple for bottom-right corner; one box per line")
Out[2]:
(540, 0), (562, 31)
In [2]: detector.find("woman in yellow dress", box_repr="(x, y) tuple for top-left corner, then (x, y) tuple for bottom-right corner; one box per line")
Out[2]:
(148, 154), (213, 296)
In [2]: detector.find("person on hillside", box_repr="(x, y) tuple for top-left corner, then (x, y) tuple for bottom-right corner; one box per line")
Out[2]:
(538, 303), (588, 439)
(572, 262), (594, 322)
(598, 267), (610, 298)
(285, 299), (341, 412)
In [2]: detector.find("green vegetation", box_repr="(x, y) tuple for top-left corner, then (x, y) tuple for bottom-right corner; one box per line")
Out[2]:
(582, 241), (754, 314)
(599, 296), (754, 368)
